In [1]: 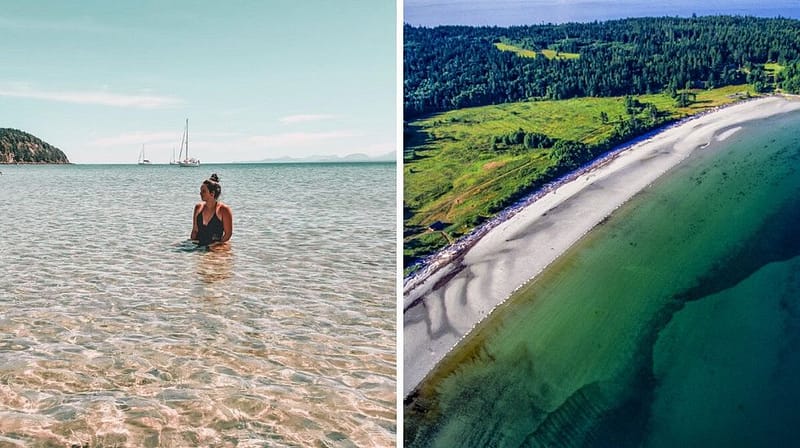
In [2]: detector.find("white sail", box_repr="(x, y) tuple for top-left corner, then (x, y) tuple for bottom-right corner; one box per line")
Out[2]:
(177, 118), (199, 167)
(137, 144), (151, 165)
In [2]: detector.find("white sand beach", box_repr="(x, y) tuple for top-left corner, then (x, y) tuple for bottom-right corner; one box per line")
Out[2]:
(403, 95), (800, 397)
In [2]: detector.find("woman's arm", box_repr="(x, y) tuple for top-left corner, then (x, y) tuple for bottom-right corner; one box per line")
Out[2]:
(190, 203), (202, 240)
(219, 204), (233, 243)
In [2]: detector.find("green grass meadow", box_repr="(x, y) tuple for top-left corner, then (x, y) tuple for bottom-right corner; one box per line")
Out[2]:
(404, 84), (758, 270)
(494, 42), (580, 60)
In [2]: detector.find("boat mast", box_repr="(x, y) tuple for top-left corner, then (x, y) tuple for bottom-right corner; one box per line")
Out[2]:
(178, 122), (187, 160)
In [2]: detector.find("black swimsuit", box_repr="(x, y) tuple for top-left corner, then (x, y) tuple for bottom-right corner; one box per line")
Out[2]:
(196, 206), (224, 246)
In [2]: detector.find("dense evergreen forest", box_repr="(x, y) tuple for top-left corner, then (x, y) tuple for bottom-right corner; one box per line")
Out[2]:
(0, 128), (69, 163)
(405, 16), (800, 118)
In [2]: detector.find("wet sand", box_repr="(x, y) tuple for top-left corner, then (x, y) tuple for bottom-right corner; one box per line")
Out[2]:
(403, 95), (800, 397)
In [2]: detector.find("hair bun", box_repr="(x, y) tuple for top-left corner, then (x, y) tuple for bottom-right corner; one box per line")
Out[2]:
(209, 173), (220, 183)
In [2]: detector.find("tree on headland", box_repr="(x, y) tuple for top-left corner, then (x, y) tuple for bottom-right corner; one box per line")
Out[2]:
(676, 92), (691, 107)
(778, 61), (800, 93)
(492, 129), (555, 151)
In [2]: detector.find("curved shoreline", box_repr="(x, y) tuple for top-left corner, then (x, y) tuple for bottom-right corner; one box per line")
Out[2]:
(403, 96), (763, 295)
(403, 95), (800, 398)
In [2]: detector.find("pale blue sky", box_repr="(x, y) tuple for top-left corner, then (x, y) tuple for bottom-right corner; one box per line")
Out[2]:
(0, 0), (396, 163)
(405, 0), (800, 27)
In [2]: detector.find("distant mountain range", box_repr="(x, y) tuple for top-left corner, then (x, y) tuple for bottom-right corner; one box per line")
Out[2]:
(248, 151), (396, 164)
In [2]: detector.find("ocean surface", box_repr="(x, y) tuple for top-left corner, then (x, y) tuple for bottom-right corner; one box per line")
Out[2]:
(405, 0), (800, 26)
(0, 162), (396, 447)
(404, 110), (800, 446)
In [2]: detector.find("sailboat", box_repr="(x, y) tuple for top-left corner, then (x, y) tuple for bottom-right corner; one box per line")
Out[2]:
(169, 146), (178, 165)
(137, 144), (152, 165)
(177, 118), (200, 167)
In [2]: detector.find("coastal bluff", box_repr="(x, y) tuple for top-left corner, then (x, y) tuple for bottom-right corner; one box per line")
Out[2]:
(0, 128), (69, 164)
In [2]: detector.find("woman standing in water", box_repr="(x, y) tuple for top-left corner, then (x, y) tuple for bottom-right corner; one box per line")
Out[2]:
(191, 173), (233, 246)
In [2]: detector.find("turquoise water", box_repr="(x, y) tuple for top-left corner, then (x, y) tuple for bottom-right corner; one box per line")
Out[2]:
(405, 111), (800, 447)
(1, 163), (396, 447)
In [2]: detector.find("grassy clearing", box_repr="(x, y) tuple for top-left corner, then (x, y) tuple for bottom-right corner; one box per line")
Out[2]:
(494, 42), (537, 58)
(404, 84), (758, 269)
(539, 48), (580, 60)
(493, 42), (580, 60)
(764, 62), (785, 73)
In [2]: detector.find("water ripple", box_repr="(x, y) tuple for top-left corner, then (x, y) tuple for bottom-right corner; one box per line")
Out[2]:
(1, 163), (396, 447)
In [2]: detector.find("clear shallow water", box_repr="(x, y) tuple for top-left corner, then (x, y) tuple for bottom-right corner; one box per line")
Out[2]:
(1, 163), (396, 447)
(405, 111), (800, 446)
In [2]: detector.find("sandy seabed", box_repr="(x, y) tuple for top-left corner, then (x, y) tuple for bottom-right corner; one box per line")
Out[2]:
(403, 95), (800, 397)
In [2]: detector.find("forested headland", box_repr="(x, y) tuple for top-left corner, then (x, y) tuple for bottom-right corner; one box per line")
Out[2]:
(405, 16), (800, 118)
(404, 15), (800, 272)
(0, 128), (70, 164)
